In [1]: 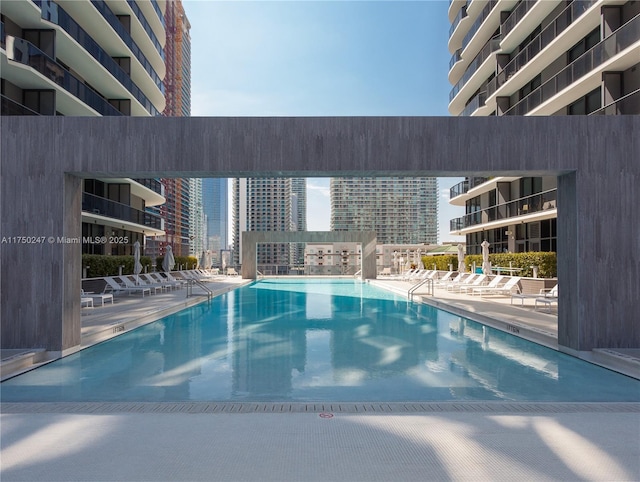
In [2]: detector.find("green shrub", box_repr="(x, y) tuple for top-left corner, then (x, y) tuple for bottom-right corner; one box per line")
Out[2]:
(82, 254), (153, 278)
(155, 255), (198, 271)
(422, 252), (556, 277)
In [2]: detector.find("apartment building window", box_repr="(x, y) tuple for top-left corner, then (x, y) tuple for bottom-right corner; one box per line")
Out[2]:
(568, 87), (601, 115)
(568, 28), (600, 62)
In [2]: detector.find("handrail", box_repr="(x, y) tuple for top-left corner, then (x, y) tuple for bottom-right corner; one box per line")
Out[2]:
(409, 278), (434, 300)
(354, 269), (362, 279)
(186, 278), (212, 300)
(256, 270), (264, 279)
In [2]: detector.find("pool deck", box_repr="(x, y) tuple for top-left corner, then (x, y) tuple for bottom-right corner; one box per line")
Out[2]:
(2, 276), (639, 481)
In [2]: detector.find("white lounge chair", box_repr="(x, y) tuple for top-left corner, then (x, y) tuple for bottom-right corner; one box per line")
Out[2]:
(478, 276), (521, 297)
(149, 273), (181, 290)
(138, 274), (172, 291)
(510, 283), (556, 305)
(104, 277), (151, 297)
(379, 267), (392, 276)
(81, 289), (113, 306)
(470, 275), (505, 296)
(80, 295), (93, 308)
(445, 273), (477, 291)
(226, 268), (239, 276)
(121, 275), (162, 294)
(164, 272), (188, 287)
(457, 274), (488, 293)
(535, 285), (558, 312)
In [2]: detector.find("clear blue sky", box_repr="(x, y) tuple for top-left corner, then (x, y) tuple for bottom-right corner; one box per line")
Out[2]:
(184, 0), (464, 242)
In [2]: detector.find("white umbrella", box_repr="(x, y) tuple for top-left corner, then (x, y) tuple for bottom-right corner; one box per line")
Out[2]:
(457, 244), (466, 273)
(481, 240), (491, 274)
(133, 240), (143, 284)
(405, 249), (411, 270)
(415, 248), (422, 268)
(392, 251), (398, 274)
(204, 250), (211, 270)
(199, 250), (207, 269)
(162, 245), (175, 273)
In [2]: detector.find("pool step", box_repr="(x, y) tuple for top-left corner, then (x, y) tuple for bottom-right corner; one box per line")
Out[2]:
(0, 349), (48, 381)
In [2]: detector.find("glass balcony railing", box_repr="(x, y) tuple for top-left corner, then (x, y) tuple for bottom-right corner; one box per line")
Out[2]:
(32, 0), (160, 116)
(83, 192), (163, 230)
(487, 0), (596, 98)
(132, 178), (164, 195)
(450, 189), (557, 230)
(502, 0), (538, 38)
(1, 94), (41, 115)
(589, 89), (640, 115)
(449, 177), (491, 199)
(460, 90), (487, 116)
(89, 0), (164, 93)
(3, 31), (123, 116)
(150, 0), (165, 27)
(505, 14), (640, 115)
(449, 48), (463, 70)
(450, 35), (500, 102)
(125, 0), (164, 60)
(449, 4), (467, 38)
(461, 0), (497, 53)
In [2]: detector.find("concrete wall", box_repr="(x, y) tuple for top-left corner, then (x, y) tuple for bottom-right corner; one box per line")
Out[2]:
(241, 231), (377, 279)
(1, 116), (638, 353)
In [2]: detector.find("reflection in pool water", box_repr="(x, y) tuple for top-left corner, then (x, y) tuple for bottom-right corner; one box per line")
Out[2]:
(2, 279), (639, 402)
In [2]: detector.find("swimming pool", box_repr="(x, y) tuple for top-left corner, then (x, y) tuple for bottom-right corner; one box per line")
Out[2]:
(2, 279), (638, 402)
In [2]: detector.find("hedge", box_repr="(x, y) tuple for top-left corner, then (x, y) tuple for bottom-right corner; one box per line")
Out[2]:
(155, 255), (198, 272)
(421, 252), (556, 278)
(82, 254), (153, 278)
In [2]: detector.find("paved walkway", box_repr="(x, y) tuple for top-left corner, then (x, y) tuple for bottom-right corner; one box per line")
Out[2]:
(2, 275), (639, 482)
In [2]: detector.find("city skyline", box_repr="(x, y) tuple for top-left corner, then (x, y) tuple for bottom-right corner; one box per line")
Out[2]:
(184, 0), (465, 242)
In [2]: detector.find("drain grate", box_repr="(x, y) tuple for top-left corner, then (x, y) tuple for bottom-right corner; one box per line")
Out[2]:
(2, 401), (639, 414)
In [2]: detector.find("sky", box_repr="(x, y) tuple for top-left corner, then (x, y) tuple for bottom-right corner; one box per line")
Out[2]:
(184, 0), (464, 242)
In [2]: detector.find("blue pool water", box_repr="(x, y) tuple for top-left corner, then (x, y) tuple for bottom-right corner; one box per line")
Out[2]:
(2, 279), (639, 402)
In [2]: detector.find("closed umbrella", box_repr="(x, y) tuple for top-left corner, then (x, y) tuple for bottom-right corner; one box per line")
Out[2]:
(199, 250), (207, 269)
(457, 244), (465, 273)
(481, 240), (491, 274)
(133, 240), (143, 284)
(163, 245), (175, 273)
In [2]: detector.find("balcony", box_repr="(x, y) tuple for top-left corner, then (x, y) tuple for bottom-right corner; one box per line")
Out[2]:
(461, 0), (497, 53)
(589, 89), (640, 116)
(1, 94), (40, 115)
(450, 35), (501, 102)
(83, 192), (163, 230)
(449, 4), (468, 38)
(501, 0), (537, 39)
(31, 0), (160, 116)
(487, 0), (596, 98)
(451, 189), (557, 231)
(2, 30), (123, 116)
(505, 14), (640, 115)
(449, 177), (492, 200)
(133, 178), (164, 195)
(460, 90), (487, 116)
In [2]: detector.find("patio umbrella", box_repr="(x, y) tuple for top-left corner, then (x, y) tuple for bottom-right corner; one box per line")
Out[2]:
(133, 240), (143, 284)
(199, 250), (207, 269)
(481, 240), (491, 274)
(204, 250), (211, 270)
(163, 245), (175, 273)
(416, 249), (422, 268)
(457, 244), (466, 273)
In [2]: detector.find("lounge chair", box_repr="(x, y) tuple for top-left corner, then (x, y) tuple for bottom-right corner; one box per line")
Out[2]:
(534, 285), (558, 313)
(80, 295), (93, 308)
(485, 276), (521, 297)
(164, 272), (188, 286)
(81, 289), (113, 306)
(436, 272), (465, 288)
(457, 274), (488, 293)
(435, 271), (454, 283)
(445, 273), (477, 291)
(379, 267), (392, 276)
(226, 268), (239, 276)
(104, 277), (151, 297)
(511, 283), (557, 305)
(149, 273), (181, 290)
(470, 275), (505, 296)
(139, 274), (172, 291)
(121, 275), (162, 294)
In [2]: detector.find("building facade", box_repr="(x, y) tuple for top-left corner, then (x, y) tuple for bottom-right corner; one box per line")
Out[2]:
(232, 178), (306, 274)
(146, 0), (192, 259)
(447, 0), (640, 255)
(0, 0), (167, 255)
(202, 178), (229, 266)
(189, 178), (205, 257)
(330, 177), (438, 245)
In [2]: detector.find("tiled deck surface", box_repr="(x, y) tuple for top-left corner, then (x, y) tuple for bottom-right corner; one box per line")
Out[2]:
(2, 275), (639, 481)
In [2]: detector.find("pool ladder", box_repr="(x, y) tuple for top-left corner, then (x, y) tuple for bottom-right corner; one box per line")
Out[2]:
(186, 279), (213, 300)
(408, 278), (434, 301)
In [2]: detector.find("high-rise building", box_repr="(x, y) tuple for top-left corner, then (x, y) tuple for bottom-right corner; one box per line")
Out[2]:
(0, 0), (167, 255)
(189, 178), (205, 257)
(232, 178), (306, 274)
(330, 177), (438, 245)
(202, 178), (229, 266)
(447, 0), (639, 254)
(147, 0), (193, 259)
